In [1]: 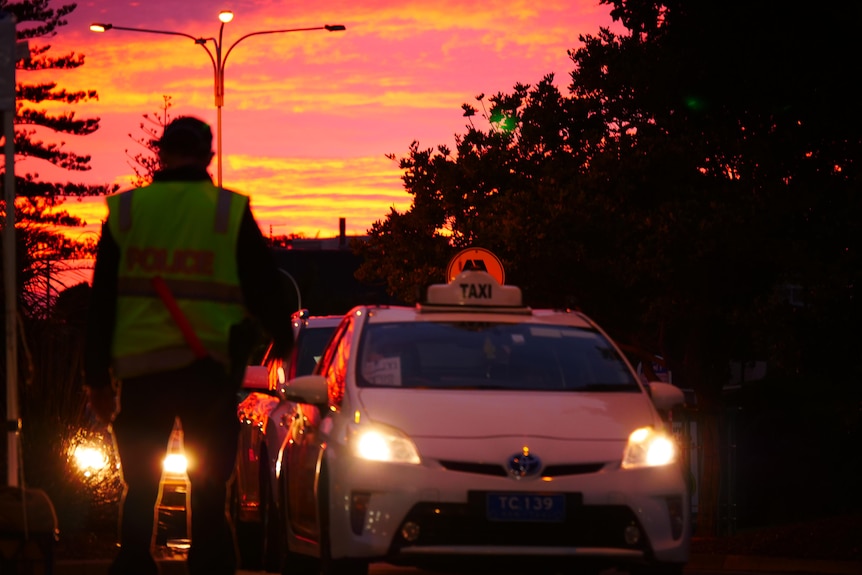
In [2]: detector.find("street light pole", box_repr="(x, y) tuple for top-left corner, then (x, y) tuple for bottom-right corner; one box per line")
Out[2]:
(90, 14), (345, 189)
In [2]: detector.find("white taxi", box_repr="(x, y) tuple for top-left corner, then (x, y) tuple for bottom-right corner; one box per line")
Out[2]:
(276, 270), (689, 575)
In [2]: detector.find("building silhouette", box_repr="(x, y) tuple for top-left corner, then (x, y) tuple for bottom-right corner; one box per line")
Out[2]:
(271, 218), (401, 316)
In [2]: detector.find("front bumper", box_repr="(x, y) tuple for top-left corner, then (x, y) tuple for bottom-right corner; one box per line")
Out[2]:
(324, 449), (690, 569)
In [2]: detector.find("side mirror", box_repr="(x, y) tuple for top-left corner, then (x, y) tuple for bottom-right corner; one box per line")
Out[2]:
(241, 365), (269, 391)
(648, 381), (685, 411)
(281, 374), (328, 407)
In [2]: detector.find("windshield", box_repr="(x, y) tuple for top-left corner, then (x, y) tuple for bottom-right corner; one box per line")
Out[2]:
(296, 325), (339, 376)
(357, 321), (639, 391)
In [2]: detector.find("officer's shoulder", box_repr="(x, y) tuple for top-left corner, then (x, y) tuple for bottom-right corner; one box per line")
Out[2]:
(219, 187), (251, 203)
(225, 188), (247, 198)
(110, 187), (138, 197)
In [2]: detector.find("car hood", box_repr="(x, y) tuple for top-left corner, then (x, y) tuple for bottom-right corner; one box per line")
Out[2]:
(355, 388), (658, 441)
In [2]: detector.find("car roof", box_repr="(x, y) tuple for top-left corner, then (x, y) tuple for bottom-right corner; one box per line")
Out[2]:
(332, 269), (595, 327)
(291, 311), (344, 332)
(295, 271), (598, 330)
(356, 306), (596, 328)
(299, 315), (343, 327)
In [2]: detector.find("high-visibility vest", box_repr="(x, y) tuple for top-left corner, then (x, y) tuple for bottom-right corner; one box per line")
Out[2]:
(106, 180), (248, 378)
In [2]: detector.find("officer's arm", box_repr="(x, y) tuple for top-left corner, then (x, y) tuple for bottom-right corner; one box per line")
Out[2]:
(236, 204), (295, 357)
(84, 221), (119, 391)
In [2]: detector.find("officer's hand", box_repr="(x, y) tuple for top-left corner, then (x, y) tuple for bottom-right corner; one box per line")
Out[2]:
(85, 385), (117, 424)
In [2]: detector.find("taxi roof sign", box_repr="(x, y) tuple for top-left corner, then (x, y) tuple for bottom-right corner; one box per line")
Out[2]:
(424, 269), (522, 308)
(446, 247), (505, 284)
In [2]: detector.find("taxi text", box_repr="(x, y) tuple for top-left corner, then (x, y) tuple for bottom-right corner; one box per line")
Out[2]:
(458, 282), (492, 299)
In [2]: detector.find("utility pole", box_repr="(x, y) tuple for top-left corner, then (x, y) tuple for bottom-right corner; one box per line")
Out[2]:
(2, 9), (21, 488)
(1, 16), (58, 569)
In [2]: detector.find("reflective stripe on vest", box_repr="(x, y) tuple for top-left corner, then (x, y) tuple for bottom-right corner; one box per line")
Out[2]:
(117, 277), (243, 304)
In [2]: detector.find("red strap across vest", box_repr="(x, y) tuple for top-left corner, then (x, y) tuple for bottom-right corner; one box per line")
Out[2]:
(151, 275), (208, 359)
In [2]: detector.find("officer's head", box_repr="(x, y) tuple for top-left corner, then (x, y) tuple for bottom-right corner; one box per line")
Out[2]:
(155, 116), (214, 169)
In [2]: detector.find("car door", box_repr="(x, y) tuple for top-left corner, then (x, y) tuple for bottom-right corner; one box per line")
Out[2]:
(285, 315), (354, 540)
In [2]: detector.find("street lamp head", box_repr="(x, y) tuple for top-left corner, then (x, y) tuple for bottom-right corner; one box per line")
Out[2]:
(89, 23), (113, 32)
(218, 11), (234, 23)
(324, 24), (346, 31)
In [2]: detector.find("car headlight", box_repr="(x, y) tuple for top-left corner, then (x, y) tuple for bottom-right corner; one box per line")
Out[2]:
(621, 426), (677, 469)
(348, 423), (421, 464)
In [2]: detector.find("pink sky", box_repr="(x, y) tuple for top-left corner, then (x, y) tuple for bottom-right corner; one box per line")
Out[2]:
(28, 0), (618, 241)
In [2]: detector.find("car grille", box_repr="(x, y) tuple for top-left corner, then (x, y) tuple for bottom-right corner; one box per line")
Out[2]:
(542, 463), (606, 476)
(438, 460), (606, 477)
(438, 460), (507, 476)
(389, 494), (648, 552)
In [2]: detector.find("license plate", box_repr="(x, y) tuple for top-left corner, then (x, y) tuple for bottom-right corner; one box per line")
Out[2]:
(486, 492), (566, 522)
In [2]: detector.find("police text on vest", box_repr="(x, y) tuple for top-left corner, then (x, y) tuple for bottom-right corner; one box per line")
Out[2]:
(127, 247), (215, 276)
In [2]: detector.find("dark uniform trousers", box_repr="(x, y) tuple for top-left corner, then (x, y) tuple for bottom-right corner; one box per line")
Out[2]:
(109, 358), (240, 575)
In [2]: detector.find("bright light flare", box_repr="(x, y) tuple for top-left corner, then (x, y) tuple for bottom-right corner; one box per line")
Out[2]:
(73, 444), (109, 477)
(645, 436), (675, 466)
(622, 426), (677, 469)
(351, 425), (420, 464)
(163, 425), (190, 477)
(218, 11), (234, 23)
(163, 453), (188, 475)
(356, 431), (389, 460)
(66, 430), (121, 489)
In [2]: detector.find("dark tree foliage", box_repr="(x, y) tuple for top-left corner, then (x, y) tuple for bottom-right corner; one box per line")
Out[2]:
(357, 79), (610, 307)
(4, 0), (117, 200)
(126, 95), (173, 188)
(1, 0), (116, 312)
(570, 0), (861, 394)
